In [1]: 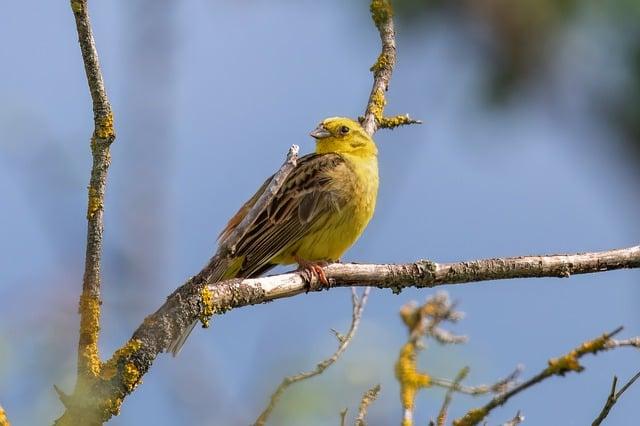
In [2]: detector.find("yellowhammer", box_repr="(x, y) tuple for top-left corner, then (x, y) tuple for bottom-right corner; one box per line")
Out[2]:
(169, 117), (379, 355)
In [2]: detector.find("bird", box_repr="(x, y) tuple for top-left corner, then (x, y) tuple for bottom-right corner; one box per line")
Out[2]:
(168, 116), (379, 355)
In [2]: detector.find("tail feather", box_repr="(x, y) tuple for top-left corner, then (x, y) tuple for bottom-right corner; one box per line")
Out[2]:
(169, 319), (198, 357)
(167, 258), (276, 357)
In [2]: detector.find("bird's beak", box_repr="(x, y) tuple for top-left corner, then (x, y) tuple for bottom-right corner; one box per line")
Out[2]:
(310, 124), (331, 139)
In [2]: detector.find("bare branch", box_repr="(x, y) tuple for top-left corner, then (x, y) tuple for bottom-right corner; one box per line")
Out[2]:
(55, 0), (116, 424)
(436, 367), (469, 426)
(592, 371), (640, 426)
(340, 408), (348, 426)
(430, 365), (522, 396)
(361, 0), (419, 135)
(74, 244), (639, 423)
(0, 405), (10, 426)
(253, 288), (370, 426)
(355, 384), (381, 426)
(452, 327), (638, 426)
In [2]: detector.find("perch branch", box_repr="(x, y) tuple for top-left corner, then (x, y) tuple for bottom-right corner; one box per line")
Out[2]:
(452, 327), (639, 426)
(253, 288), (370, 426)
(592, 371), (640, 425)
(68, 244), (640, 423)
(55, 0), (116, 424)
(354, 384), (381, 426)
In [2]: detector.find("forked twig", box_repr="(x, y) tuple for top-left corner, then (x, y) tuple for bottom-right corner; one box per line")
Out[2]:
(253, 288), (371, 426)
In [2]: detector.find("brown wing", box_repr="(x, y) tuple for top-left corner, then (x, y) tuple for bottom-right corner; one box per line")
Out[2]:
(219, 153), (350, 278)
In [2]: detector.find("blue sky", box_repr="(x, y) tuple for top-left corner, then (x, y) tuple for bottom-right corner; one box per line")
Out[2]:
(0, 1), (638, 425)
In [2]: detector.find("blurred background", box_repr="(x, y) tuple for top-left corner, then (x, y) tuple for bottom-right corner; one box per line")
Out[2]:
(1, 0), (639, 424)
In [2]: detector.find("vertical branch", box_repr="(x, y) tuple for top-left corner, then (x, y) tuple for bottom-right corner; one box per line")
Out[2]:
(71, 0), (115, 380)
(56, 0), (115, 423)
(362, 0), (419, 136)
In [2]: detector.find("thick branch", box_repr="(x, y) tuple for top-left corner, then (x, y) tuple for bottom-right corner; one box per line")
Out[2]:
(74, 245), (639, 423)
(253, 288), (370, 426)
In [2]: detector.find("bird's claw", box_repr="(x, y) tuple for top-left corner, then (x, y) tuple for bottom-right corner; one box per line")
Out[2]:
(296, 257), (330, 293)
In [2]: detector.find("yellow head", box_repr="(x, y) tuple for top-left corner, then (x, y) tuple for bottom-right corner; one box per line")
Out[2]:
(310, 117), (377, 157)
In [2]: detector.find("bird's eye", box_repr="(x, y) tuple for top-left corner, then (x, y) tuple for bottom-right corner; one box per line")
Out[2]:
(340, 126), (350, 134)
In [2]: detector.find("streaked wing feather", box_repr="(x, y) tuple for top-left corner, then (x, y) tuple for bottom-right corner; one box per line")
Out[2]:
(231, 153), (348, 276)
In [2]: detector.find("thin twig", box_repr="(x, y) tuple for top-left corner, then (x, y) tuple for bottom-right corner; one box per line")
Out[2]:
(355, 384), (381, 426)
(55, 0), (115, 424)
(592, 371), (640, 426)
(0, 405), (10, 426)
(340, 408), (348, 426)
(502, 410), (525, 426)
(253, 288), (371, 426)
(452, 327), (634, 426)
(430, 365), (523, 396)
(436, 367), (469, 426)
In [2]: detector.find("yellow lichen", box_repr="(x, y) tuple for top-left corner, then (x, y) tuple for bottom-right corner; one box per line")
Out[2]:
(452, 407), (488, 426)
(0, 406), (10, 426)
(379, 114), (416, 129)
(370, 52), (392, 74)
(95, 111), (115, 140)
(87, 186), (103, 220)
(122, 362), (141, 392)
(369, 89), (387, 123)
(78, 294), (102, 378)
(370, 0), (393, 28)
(199, 286), (215, 328)
(100, 397), (123, 418)
(546, 333), (608, 375)
(395, 341), (431, 422)
(70, 0), (83, 13)
(100, 339), (142, 382)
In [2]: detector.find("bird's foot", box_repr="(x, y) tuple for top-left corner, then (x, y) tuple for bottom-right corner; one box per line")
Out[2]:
(295, 256), (330, 292)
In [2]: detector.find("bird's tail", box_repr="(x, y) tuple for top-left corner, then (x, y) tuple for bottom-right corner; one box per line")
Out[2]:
(167, 255), (241, 357)
(168, 253), (277, 356)
(168, 319), (198, 357)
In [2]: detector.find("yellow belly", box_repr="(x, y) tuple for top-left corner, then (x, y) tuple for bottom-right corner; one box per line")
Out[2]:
(273, 153), (378, 264)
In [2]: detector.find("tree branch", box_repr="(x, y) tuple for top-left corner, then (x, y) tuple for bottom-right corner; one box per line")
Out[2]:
(253, 288), (370, 426)
(55, 0), (116, 424)
(452, 327), (638, 426)
(361, 0), (419, 136)
(592, 371), (640, 426)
